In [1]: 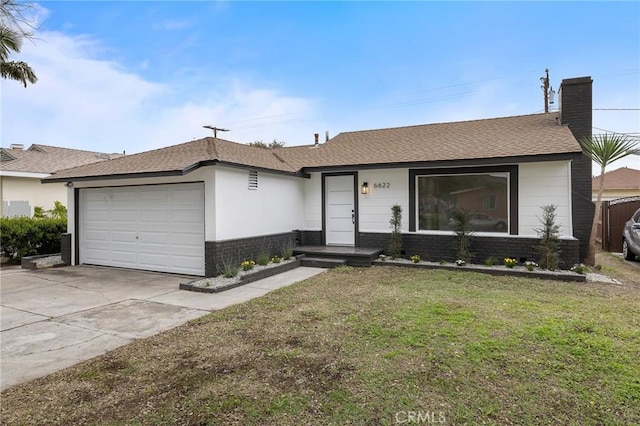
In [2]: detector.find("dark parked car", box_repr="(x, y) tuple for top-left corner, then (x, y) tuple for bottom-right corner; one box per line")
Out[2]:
(622, 208), (640, 261)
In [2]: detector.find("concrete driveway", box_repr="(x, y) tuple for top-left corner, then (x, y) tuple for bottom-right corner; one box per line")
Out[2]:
(0, 264), (323, 391)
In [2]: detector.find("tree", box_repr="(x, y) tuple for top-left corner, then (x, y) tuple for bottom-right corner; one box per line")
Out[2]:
(0, 0), (37, 87)
(581, 133), (639, 265)
(388, 204), (402, 258)
(535, 204), (561, 270)
(249, 139), (286, 149)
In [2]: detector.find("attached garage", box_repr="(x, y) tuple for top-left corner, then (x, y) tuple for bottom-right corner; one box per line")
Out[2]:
(79, 183), (205, 275)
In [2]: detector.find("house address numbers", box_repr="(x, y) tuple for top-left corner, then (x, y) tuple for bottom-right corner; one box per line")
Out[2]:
(373, 182), (390, 189)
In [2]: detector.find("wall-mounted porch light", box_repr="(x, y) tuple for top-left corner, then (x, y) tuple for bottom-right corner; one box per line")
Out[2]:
(361, 182), (369, 195)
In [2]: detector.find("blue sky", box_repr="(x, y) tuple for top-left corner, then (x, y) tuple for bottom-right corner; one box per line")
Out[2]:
(2, 1), (639, 171)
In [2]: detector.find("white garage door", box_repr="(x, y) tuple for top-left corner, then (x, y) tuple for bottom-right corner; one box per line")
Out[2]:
(80, 183), (205, 275)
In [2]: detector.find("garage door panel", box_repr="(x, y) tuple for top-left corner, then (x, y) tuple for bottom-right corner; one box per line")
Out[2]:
(111, 231), (137, 243)
(84, 247), (109, 261)
(80, 183), (204, 275)
(172, 233), (204, 246)
(171, 188), (203, 201)
(139, 253), (170, 267)
(171, 209), (203, 223)
(139, 190), (169, 202)
(111, 209), (138, 222)
(138, 232), (170, 244)
(138, 209), (170, 222)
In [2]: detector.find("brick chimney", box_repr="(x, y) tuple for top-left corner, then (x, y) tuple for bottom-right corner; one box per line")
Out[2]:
(559, 76), (594, 263)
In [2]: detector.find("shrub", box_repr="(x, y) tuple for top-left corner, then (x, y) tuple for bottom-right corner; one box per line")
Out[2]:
(256, 251), (270, 266)
(271, 255), (281, 264)
(571, 263), (587, 274)
(484, 256), (498, 267)
(218, 256), (239, 278)
(410, 254), (421, 263)
(0, 216), (66, 262)
(451, 209), (473, 262)
(281, 242), (294, 260)
(535, 204), (561, 270)
(388, 204), (403, 258)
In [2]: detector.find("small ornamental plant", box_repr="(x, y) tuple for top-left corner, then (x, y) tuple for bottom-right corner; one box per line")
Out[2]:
(241, 260), (255, 271)
(271, 255), (281, 264)
(524, 261), (538, 271)
(504, 258), (518, 268)
(378, 254), (387, 261)
(571, 263), (587, 274)
(410, 254), (421, 263)
(484, 256), (498, 267)
(439, 260), (447, 265)
(455, 259), (466, 266)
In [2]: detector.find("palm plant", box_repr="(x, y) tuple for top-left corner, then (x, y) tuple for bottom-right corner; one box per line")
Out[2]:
(581, 133), (639, 265)
(0, 25), (36, 86)
(1, 1), (37, 87)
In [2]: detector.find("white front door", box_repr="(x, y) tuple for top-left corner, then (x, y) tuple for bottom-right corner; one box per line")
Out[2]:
(79, 183), (205, 275)
(325, 175), (355, 246)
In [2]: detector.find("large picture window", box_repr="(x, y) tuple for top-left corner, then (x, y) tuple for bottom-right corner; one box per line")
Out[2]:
(417, 173), (509, 233)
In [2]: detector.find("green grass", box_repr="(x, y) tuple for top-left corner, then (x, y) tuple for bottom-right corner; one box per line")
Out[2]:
(2, 260), (639, 425)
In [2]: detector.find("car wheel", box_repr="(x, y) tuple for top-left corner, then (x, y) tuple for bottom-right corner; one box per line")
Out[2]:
(622, 239), (636, 261)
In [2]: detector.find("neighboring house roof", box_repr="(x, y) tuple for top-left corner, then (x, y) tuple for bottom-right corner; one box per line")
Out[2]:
(592, 167), (640, 191)
(43, 112), (583, 182)
(0, 144), (123, 175)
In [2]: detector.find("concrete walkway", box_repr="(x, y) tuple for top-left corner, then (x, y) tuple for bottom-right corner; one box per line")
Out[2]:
(0, 265), (325, 391)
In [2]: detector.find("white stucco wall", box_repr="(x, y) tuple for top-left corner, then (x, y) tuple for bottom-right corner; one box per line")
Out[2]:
(214, 166), (305, 240)
(358, 169), (409, 232)
(303, 173), (322, 230)
(1, 175), (67, 217)
(304, 162), (574, 238)
(518, 161), (573, 237)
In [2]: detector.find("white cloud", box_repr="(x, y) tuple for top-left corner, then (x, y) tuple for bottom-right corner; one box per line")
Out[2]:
(152, 19), (193, 31)
(0, 30), (317, 154)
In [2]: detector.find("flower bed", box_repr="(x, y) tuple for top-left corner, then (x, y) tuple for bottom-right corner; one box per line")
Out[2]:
(372, 258), (587, 282)
(180, 258), (301, 293)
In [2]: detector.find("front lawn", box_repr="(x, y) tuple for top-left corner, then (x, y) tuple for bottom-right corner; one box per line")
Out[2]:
(2, 254), (639, 425)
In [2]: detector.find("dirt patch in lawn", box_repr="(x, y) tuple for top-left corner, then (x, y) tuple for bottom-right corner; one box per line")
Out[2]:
(2, 255), (639, 425)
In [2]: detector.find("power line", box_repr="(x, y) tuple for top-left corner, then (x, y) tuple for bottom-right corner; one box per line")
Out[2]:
(593, 108), (640, 111)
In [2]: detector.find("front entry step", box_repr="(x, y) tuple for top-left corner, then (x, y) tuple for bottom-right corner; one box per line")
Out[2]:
(300, 257), (347, 269)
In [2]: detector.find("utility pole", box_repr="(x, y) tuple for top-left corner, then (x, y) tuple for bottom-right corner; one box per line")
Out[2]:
(540, 69), (552, 113)
(203, 125), (229, 138)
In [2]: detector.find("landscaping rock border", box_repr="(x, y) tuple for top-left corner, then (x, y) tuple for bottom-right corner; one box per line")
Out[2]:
(21, 254), (65, 270)
(372, 259), (587, 282)
(180, 258), (301, 293)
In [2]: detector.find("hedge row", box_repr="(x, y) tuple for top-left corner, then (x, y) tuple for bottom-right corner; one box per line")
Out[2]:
(0, 217), (67, 262)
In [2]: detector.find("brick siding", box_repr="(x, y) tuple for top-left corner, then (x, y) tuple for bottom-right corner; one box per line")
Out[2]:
(560, 76), (594, 262)
(204, 232), (298, 276)
(60, 233), (72, 265)
(359, 232), (580, 270)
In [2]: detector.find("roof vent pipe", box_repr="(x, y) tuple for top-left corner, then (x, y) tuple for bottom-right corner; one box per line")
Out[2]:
(325, 131), (329, 142)
(314, 133), (319, 146)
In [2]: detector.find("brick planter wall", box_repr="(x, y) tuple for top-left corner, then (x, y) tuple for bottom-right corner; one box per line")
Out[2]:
(359, 232), (580, 270)
(205, 232), (298, 277)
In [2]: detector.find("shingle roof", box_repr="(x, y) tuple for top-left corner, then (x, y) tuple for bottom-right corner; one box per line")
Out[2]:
(0, 144), (122, 174)
(277, 113), (582, 169)
(592, 167), (640, 190)
(46, 137), (297, 181)
(43, 112), (583, 182)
